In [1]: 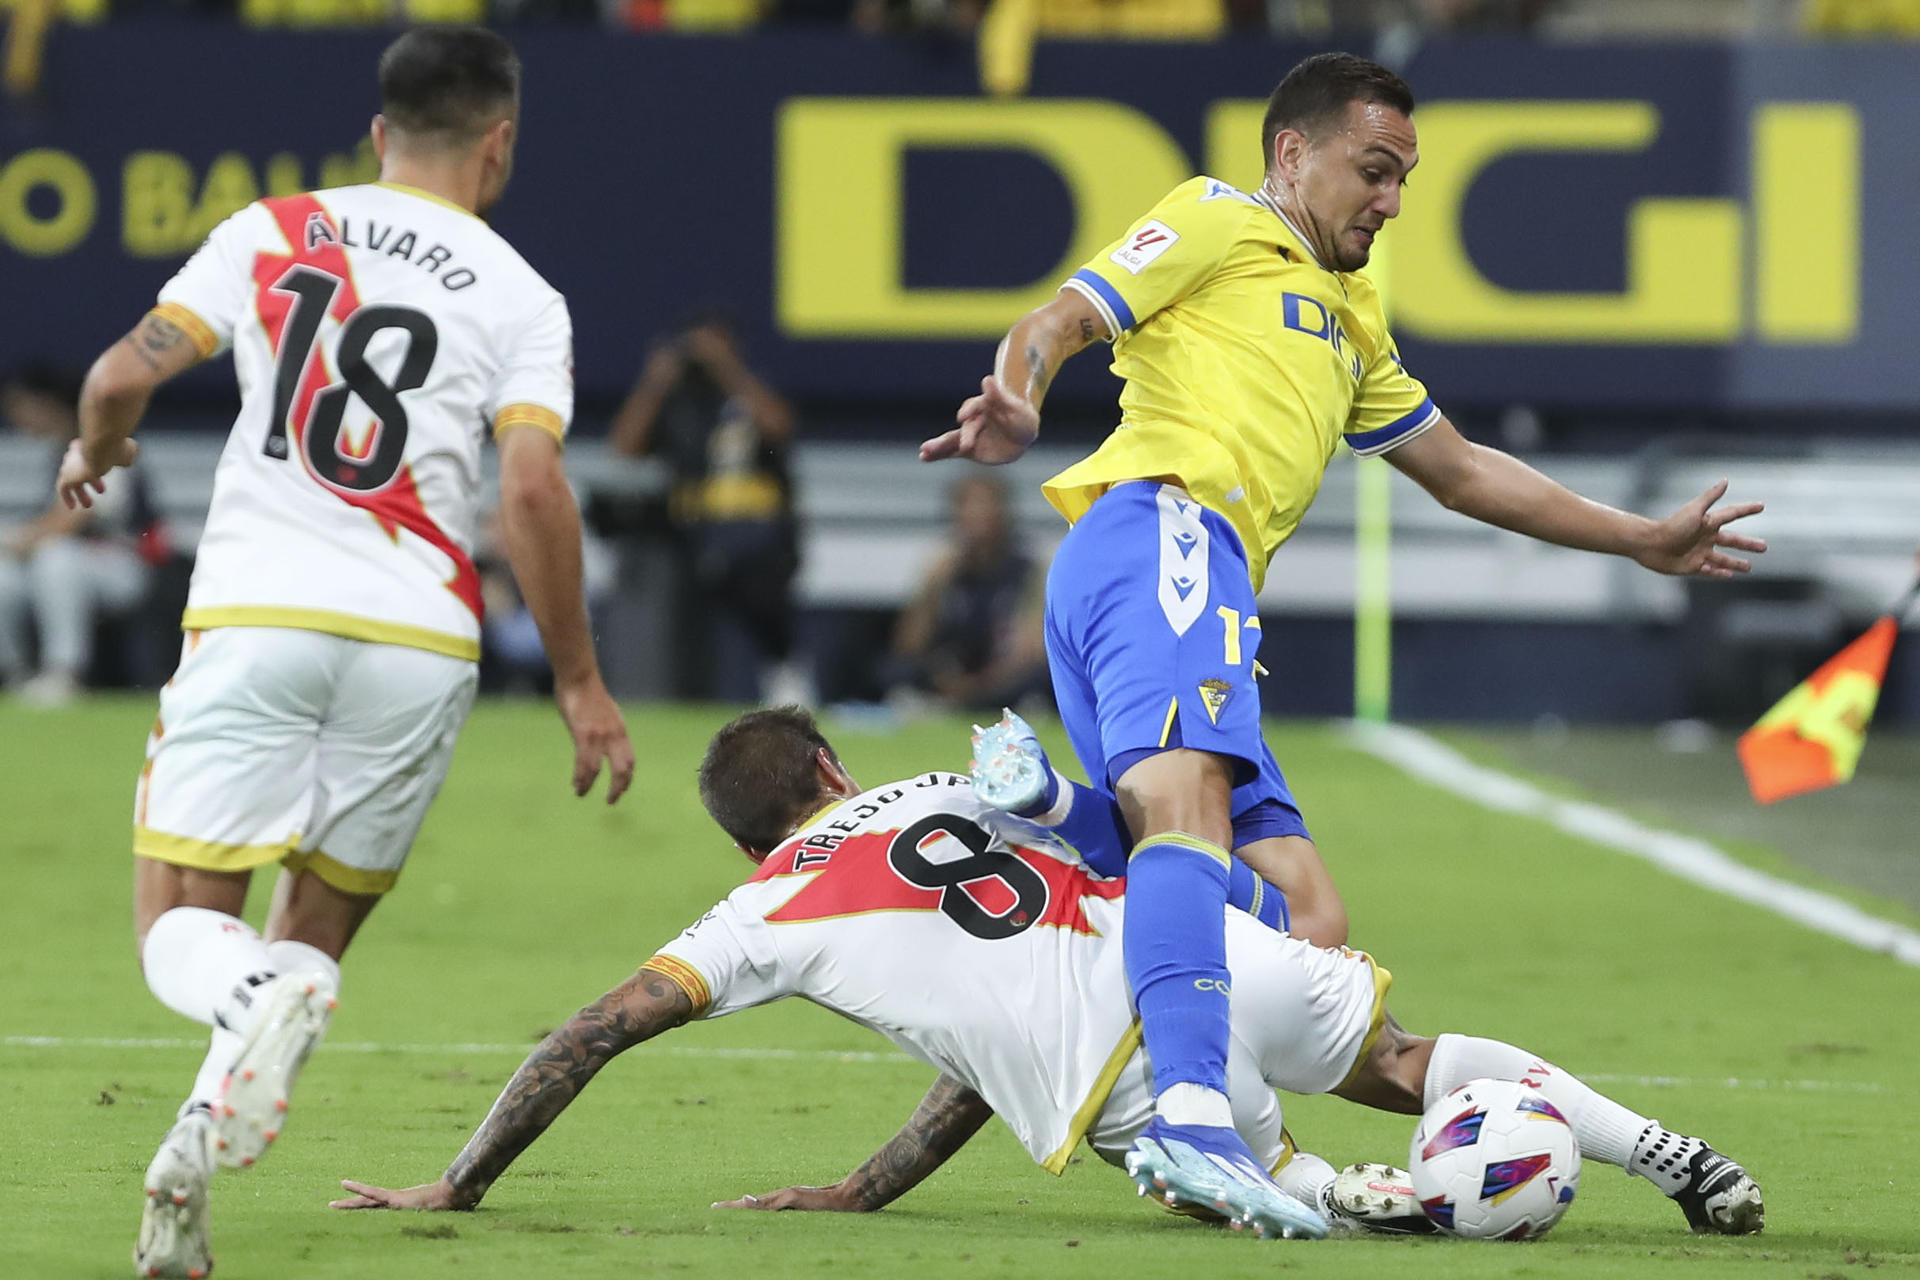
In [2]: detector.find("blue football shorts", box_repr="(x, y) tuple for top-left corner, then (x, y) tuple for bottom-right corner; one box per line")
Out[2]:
(1044, 481), (1310, 846)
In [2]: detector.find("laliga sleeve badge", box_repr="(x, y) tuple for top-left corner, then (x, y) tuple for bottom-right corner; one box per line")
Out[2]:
(1110, 220), (1180, 275)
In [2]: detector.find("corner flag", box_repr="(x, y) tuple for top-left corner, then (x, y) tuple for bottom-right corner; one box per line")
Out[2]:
(1736, 580), (1917, 804)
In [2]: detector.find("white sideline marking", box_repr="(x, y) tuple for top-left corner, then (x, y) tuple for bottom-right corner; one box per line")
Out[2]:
(1345, 721), (1920, 967)
(0, 1034), (1887, 1093)
(0, 1034), (908, 1063)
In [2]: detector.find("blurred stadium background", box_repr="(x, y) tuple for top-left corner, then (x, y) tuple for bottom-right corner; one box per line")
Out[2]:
(6, 0), (1920, 725)
(4, 6), (1920, 1274)
(3, 7), (1919, 770)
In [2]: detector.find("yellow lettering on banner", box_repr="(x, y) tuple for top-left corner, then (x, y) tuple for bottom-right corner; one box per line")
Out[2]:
(0, 148), (95, 256)
(191, 151), (261, 244)
(1388, 102), (1742, 343)
(1753, 103), (1860, 343)
(1202, 99), (1266, 197)
(122, 151), (196, 258)
(777, 98), (1189, 337)
(265, 153), (308, 198)
(318, 138), (378, 191)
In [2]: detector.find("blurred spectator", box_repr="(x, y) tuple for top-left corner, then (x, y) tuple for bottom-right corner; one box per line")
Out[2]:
(0, 366), (158, 706)
(886, 473), (1048, 715)
(610, 313), (809, 705)
(473, 501), (618, 693)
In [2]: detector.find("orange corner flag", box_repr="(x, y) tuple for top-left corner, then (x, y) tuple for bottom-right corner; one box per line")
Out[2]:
(1737, 615), (1899, 805)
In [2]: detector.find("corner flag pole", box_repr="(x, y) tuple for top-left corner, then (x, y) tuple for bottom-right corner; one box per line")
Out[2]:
(1353, 235), (1395, 724)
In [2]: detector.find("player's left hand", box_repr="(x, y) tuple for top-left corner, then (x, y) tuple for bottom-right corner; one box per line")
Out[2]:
(922, 376), (1040, 465)
(713, 1185), (864, 1212)
(1635, 480), (1766, 578)
(56, 437), (138, 510)
(330, 1177), (476, 1211)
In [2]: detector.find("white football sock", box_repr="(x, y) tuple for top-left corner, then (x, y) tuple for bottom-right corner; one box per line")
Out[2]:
(1030, 770), (1076, 827)
(1423, 1033), (1652, 1170)
(183, 1027), (246, 1117)
(266, 939), (341, 995)
(1273, 1149), (1337, 1213)
(143, 907), (276, 1033)
(1154, 1082), (1235, 1128)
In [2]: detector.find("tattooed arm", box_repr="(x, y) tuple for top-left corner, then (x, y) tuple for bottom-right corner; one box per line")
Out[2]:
(59, 310), (206, 510)
(331, 969), (694, 1211)
(921, 289), (1109, 466)
(714, 1073), (994, 1213)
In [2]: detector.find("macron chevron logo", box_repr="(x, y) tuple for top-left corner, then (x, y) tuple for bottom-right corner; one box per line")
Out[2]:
(1172, 530), (1199, 557)
(1171, 577), (1197, 601)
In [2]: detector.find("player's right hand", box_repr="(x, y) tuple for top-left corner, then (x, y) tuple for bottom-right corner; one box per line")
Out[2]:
(331, 1177), (476, 1211)
(712, 1184), (865, 1212)
(555, 676), (636, 804)
(56, 437), (138, 509)
(921, 376), (1039, 465)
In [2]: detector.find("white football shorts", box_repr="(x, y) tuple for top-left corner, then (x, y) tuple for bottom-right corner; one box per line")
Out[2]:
(133, 626), (478, 895)
(1086, 917), (1390, 1171)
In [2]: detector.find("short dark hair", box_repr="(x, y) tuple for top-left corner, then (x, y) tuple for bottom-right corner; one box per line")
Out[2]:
(699, 707), (837, 853)
(1260, 52), (1415, 170)
(378, 27), (520, 142)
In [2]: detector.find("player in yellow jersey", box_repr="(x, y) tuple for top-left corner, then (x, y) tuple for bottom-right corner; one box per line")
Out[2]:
(919, 51), (1767, 1235)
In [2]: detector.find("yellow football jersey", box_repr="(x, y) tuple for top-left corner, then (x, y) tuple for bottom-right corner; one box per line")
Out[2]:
(1044, 176), (1438, 590)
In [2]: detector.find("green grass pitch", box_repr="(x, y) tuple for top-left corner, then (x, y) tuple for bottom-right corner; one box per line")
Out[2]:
(3, 697), (1916, 1278)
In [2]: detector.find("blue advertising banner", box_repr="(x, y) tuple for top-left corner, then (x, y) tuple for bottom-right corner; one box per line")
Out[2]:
(2, 28), (1915, 411)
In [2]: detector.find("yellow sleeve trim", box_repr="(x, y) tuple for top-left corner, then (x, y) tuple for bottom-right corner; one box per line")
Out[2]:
(493, 404), (567, 447)
(1040, 1020), (1142, 1175)
(641, 954), (713, 1017)
(180, 607), (479, 662)
(1335, 949), (1395, 1093)
(151, 303), (219, 359)
(281, 848), (399, 897)
(135, 825), (299, 872)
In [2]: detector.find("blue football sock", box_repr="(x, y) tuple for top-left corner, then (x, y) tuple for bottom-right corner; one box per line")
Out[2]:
(1226, 859), (1286, 931)
(1124, 834), (1233, 1098)
(1049, 779), (1132, 878)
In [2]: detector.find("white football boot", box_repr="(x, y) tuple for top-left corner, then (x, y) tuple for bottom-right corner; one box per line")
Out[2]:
(1323, 1162), (1438, 1235)
(134, 1111), (214, 1279)
(209, 971), (336, 1170)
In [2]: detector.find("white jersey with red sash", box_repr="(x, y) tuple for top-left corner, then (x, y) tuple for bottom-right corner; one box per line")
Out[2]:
(153, 181), (573, 661)
(644, 773), (1141, 1171)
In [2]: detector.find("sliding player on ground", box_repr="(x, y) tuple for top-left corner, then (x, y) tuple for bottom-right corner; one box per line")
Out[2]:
(331, 709), (1762, 1239)
(60, 28), (634, 1279)
(918, 51), (1767, 1228)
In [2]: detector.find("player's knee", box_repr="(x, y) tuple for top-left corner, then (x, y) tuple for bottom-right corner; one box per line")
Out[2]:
(1115, 749), (1235, 846)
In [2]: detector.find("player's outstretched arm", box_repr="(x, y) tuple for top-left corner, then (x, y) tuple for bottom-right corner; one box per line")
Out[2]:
(496, 424), (637, 803)
(921, 290), (1109, 466)
(59, 310), (205, 509)
(332, 969), (694, 1211)
(1385, 416), (1765, 578)
(715, 1073), (994, 1213)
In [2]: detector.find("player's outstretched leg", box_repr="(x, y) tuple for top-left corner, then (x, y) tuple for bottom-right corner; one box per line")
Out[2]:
(134, 1110), (215, 1279)
(1424, 1034), (1763, 1235)
(210, 968), (337, 1169)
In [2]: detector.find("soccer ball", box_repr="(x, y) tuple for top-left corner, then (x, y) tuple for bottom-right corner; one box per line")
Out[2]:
(1408, 1077), (1582, 1240)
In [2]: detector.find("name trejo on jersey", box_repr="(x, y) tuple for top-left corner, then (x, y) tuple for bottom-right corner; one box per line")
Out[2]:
(304, 212), (478, 290)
